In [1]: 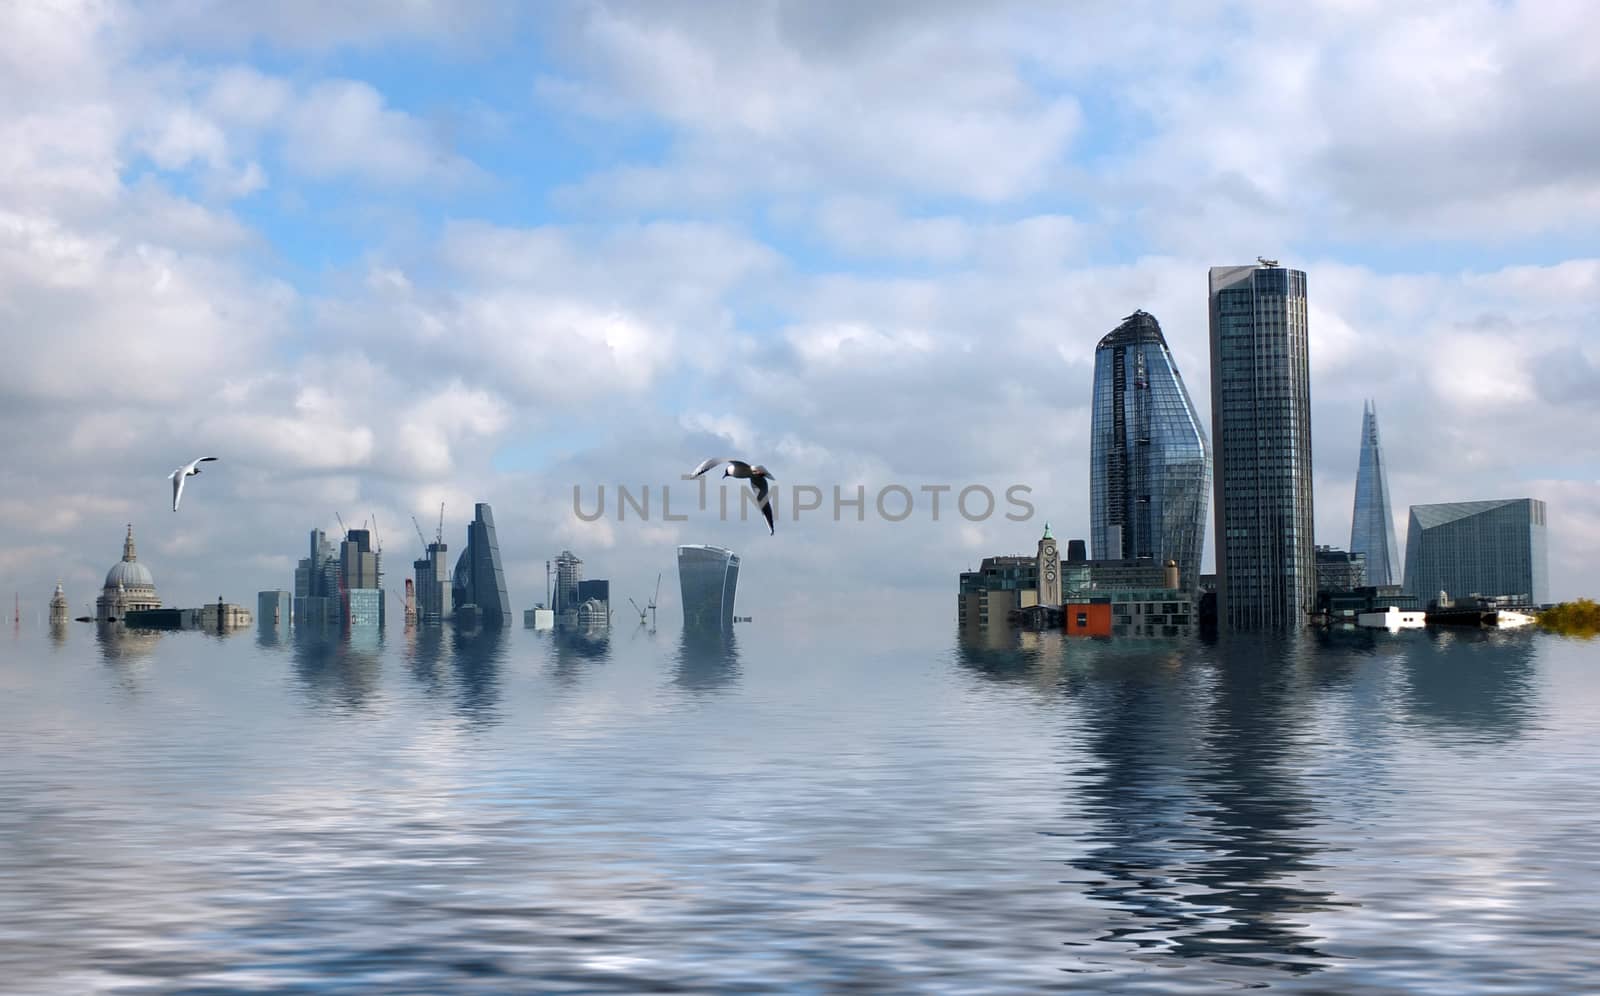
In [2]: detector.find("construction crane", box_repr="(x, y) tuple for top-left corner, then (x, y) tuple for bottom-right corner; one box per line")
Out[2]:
(412, 515), (429, 553)
(437, 502), (445, 544)
(628, 597), (648, 626)
(335, 512), (347, 535)
(646, 572), (660, 631)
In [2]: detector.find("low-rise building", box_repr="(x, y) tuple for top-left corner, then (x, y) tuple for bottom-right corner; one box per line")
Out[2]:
(258, 590), (292, 627)
(1316, 546), (1368, 594)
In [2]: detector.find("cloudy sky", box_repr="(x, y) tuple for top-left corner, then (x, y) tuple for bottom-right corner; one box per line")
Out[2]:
(3, 0), (1597, 621)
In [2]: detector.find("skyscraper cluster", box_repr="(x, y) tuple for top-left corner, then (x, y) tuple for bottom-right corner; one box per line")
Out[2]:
(1078, 259), (1547, 628)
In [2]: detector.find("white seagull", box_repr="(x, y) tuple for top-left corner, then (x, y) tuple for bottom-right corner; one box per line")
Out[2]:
(169, 456), (219, 512)
(691, 457), (777, 534)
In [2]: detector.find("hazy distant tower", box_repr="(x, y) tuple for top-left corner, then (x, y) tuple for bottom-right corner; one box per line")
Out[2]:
(1350, 400), (1401, 586)
(1090, 309), (1211, 588)
(49, 582), (68, 626)
(1209, 260), (1316, 628)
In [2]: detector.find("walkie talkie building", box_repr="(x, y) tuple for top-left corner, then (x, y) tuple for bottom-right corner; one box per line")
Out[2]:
(1090, 310), (1211, 590)
(678, 544), (740, 631)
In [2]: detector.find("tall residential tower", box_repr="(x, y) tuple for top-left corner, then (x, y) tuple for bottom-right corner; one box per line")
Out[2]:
(1209, 261), (1316, 628)
(1090, 309), (1211, 589)
(1350, 400), (1401, 586)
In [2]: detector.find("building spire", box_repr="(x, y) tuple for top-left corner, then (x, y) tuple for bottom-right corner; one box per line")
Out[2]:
(123, 524), (137, 562)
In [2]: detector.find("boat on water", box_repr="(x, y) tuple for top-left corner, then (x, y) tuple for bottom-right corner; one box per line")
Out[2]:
(1356, 606), (1426, 630)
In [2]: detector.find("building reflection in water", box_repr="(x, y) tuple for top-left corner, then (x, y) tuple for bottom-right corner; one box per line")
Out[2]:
(255, 614), (290, 650)
(1055, 634), (1341, 977)
(1401, 628), (1538, 745)
(952, 625), (1064, 692)
(673, 626), (741, 694)
(547, 626), (611, 687)
(289, 628), (383, 712)
(1176, 640), (1341, 972)
(94, 623), (161, 695)
(449, 627), (507, 727)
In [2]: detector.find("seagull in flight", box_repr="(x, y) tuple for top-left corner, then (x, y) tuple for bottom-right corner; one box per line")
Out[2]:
(691, 457), (777, 534)
(169, 456), (219, 512)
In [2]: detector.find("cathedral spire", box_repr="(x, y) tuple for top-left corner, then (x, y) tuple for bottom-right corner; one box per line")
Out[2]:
(123, 524), (137, 563)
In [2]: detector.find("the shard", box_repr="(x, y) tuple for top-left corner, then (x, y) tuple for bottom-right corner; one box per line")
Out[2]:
(1349, 400), (1401, 587)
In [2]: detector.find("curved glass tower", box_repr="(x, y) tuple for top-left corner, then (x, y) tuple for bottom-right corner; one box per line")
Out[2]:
(678, 544), (740, 631)
(1350, 400), (1401, 586)
(1090, 310), (1212, 589)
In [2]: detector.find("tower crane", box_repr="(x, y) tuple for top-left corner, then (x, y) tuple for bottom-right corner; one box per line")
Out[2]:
(628, 597), (648, 625)
(412, 515), (430, 553)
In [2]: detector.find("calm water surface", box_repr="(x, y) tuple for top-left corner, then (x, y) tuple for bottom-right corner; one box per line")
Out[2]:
(2, 617), (1597, 993)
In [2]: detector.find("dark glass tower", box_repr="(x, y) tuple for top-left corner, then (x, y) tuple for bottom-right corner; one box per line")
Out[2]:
(451, 503), (511, 628)
(1209, 262), (1316, 629)
(1349, 400), (1401, 586)
(1090, 310), (1211, 589)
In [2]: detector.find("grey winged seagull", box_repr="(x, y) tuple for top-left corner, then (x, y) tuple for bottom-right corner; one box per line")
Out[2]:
(691, 457), (777, 534)
(169, 456), (219, 511)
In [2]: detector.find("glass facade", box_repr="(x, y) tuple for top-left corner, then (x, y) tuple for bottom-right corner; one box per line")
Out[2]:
(451, 503), (511, 628)
(346, 588), (382, 629)
(1090, 310), (1211, 591)
(1315, 546), (1367, 593)
(679, 544), (740, 631)
(1209, 263), (1316, 629)
(1350, 400), (1401, 586)
(1402, 499), (1549, 606)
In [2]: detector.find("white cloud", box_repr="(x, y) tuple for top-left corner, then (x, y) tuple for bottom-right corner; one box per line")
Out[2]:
(281, 79), (474, 187)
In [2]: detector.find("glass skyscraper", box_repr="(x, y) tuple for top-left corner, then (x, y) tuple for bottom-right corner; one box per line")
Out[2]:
(678, 544), (740, 631)
(451, 503), (511, 628)
(1349, 400), (1401, 586)
(1090, 309), (1211, 589)
(1402, 498), (1549, 606)
(1209, 262), (1316, 629)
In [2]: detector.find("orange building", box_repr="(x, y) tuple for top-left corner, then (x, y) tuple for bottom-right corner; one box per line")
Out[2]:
(1064, 600), (1113, 636)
